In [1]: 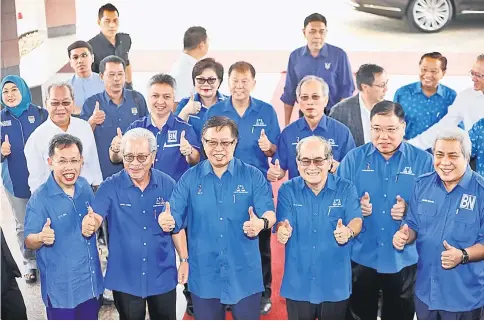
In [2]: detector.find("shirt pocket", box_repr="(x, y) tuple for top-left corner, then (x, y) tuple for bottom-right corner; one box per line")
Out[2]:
(417, 202), (437, 234)
(452, 210), (478, 244)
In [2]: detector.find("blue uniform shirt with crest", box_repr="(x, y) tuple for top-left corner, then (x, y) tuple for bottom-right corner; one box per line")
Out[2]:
(404, 168), (484, 312)
(169, 158), (274, 304)
(469, 118), (484, 176)
(92, 169), (177, 298)
(337, 142), (434, 273)
(276, 175), (362, 303)
(24, 175), (103, 309)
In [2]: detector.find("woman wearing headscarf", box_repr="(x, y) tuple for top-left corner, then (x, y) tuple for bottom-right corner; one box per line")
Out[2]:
(1, 75), (48, 283)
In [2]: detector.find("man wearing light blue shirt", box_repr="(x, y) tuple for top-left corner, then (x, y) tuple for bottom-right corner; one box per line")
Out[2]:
(394, 128), (484, 320)
(469, 118), (484, 176)
(337, 101), (433, 320)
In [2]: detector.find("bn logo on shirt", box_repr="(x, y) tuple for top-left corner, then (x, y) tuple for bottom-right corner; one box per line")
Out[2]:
(459, 194), (476, 211)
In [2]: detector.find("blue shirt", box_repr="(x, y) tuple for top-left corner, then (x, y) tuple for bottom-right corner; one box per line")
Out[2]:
(276, 175), (362, 303)
(337, 142), (434, 273)
(204, 97), (281, 179)
(394, 82), (457, 140)
(404, 168), (484, 312)
(70, 73), (104, 108)
(24, 175), (103, 309)
(469, 118), (484, 176)
(80, 89), (148, 179)
(175, 91), (228, 142)
(1, 104), (48, 198)
(169, 158), (274, 304)
(281, 44), (355, 111)
(126, 113), (200, 182)
(274, 116), (355, 179)
(92, 169), (177, 298)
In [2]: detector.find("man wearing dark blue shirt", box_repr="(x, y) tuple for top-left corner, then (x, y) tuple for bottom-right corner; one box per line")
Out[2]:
(337, 101), (434, 320)
(24, 134), (104, 319)
(281, 13), (355, 125)
(275, 136), (363, 320)
(164, 116), (276, 320)
(394, 129), (484, 320)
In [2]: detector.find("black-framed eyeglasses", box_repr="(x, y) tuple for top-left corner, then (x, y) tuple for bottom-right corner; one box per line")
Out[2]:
(299, 94), (321, 102)
(202, 139), (235, 148)
(123, 153), (151, 163)
(297, 157), (329, 167)
(50, 101), (72, 107)
(195, 77), (218, 85)
(470, 70), (484, 79)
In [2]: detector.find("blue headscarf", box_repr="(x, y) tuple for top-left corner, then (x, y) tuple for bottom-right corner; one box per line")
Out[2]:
(1, 75), (32, 117)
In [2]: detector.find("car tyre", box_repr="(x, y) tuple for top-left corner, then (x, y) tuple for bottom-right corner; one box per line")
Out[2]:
(406, 0), (453, 33)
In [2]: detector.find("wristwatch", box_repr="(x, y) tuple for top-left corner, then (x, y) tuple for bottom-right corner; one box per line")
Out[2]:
(347, 227), (355, 241)
(261, 217), (269, 230)
(180, 257), (189, 263)
(461, 249), (469, 264)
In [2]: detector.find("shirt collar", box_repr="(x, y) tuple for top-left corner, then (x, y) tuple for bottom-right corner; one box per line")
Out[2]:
(296, 115), (328, 131)
(302, 43), (328, 58)
(414, 82), (445, 97)
(46, 172), (83, 198)
(200, 158), (236, 178)
(358, 94), (370, 115)
(181, 52), (198, 64)
(148, 112), (175, 129)
(223, 97), (260, 113)
(195, 91), (226, 108)
(457, 166), (474, 190)
(297, 173), (337, 191)
(120, 169), (159, 189)
(366, 142), (407, 157)
(103, 89), (127, 105)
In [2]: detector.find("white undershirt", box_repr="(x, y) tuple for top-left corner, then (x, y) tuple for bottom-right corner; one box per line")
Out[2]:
(359, 94), (372, 144)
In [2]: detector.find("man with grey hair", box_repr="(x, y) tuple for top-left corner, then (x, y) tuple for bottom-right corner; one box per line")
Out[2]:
(269, 75), (355, 182)
(275, 135), (362, 319)
(92, 127), (188, 320)
(394, 128), (484, 320)
(25, 82), (102, 193)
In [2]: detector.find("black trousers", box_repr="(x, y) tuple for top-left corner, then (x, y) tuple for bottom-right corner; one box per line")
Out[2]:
(348, 262), (416, 320)
(113, 289), (176, 320)
(1, 278), (27, 320)
(414, 296), (482, 320)
(286, 298), (349, 320)
(259, 228), (272, 299)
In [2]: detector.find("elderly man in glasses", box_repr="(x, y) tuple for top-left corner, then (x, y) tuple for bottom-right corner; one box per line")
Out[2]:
(92, 127), (188, 320)
(275, 136), (362, 320)
(337, 101), (434, 320)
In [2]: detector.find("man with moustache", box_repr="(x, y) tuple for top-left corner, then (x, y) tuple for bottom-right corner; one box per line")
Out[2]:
(394, 129), (484, 320)
(24, 134), (104, 319)
(337, 101), (434, 320)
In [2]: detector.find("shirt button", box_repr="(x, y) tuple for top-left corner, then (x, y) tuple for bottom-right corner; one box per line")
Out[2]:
(157, 145), (160, 148)
(381, 228), (385, 231)
(92, 271), (94, 274)
(79, 214), (81, 217)
(220, 217), (223, 221)
(143, 242), (147, 246)
(313, 230), (316, 233)
(143, 210), (146, 214)
(220, 235), (223, 238)
(382, 211), (385, 214)
(90, 257), (93, 260)
(218, 201), (222, 204)
(155, 159), (158, 161)
(386, 162), (389, 165)
(143, 258), (146, 261)
(385, 178), (389, 181)
(144, 226), (147, 230)
(312, 246), (316, 249)
(142, 272), (145, 275)
(313, 262), (316, 265)
(384, 194), (387, 197)
(381, 243), (384, 246)
(88, 242), (90, 245)
(313, 213), (317, 216)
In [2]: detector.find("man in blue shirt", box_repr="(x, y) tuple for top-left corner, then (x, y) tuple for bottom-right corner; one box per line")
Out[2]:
(394, 52), (457, 140)
(164, 116), (276, 320)
(275, 136), (363, 320)
(394, 129), (484, 320)
(92, 128), (188, 320)
(269, 76), (355, 182)
(469, 118), (484, 176)
(24, 134), (104, 319)
(281, 13), (355, 125)
(80, 55), (148, 180)
(337, 101), (434, 320)
(203, 61), (280, 314)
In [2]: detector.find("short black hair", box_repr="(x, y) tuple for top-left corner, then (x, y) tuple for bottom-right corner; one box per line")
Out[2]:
(147, 73), (176, 90)
(201, 116), (239, 140)
(183, 26), (207, 50)
(192, 58), (224, 87)
(99, 55), (126, 74)
(370, 100), (405, 122)
(304, 13), (327, 28)
(228, 61), (256, 79)
(67, 40), (93, 58)
(419, 52), (448, 72)
(48, 133), (83, 158)
(98, 3), (119, 20)
(356, 64), (385, 91)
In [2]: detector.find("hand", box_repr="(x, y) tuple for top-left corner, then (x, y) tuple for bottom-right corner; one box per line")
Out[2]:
(391, 195), (406, 221)
(39, 218), (55, 245)
(178, 261), (189, 284)
(243, 207), (264, 237)
(179, 131), (193, 156)
(333, 219), (351, 245)
(258, 129), (271, 152)
(158, 202), (176, 232)
(1, 134), (11, 157)
(82, 206), (98, 237)
(184, 93), (202, 115)
(329, 160), (339, 173)
(360, 192), (372, 217)
(89, 101), (105, 125)
(393, 224), (409, 250)
(267, 159), (282, 182)
(277, 219), (293, 245)
(441, 240), (463, 269)
(110, 127), (122, 153)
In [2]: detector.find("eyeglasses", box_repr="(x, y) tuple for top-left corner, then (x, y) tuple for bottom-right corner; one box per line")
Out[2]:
(371, 80), (389, 89)
(195, 77), (218, 85)
(299, 94), (321, 102)
(50, 101), (73, 107)
(470, 70), (484, 79)
(53, 158), (82, 166)
(123, 154), (151, 163)
(297, 157), (329, 167)
(371, 126), (400, 134)
(203, 139), (235, 148)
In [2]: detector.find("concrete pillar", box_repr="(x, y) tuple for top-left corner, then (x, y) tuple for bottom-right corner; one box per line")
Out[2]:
(1, 0), (21, 79)
(44, 0), (76, 38)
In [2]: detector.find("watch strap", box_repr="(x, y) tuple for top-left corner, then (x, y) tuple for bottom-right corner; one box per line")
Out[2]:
(461, 249), (469, 264)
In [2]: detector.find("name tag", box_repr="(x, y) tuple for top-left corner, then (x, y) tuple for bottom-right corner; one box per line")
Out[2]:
(1, 120), (12, 127)
(120, 203), (132, 207)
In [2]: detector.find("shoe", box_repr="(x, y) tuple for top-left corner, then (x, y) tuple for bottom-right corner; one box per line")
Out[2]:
(102, 289), (114, 305)
(186, 304), (194, 317)
(260, 297), (272, 315)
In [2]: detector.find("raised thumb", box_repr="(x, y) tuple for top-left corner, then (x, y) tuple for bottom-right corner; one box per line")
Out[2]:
(443, 240), (452, 250)
(189, 92), (194, 101)
(164, 202), (171, 214)
(275, 159), (280, 168)
(44, 218), (51, 227)
(364, 192), (370, 200)
(117, 127), (122, 138)
(337, 219), (343, 228)
(4, 135), (9, 144)
(402, 224), (409, 235)
(180, 130), (186, 141)
(396, 195), (404, 203)
(94, 101), (100, 111)
(260, 129), (266, 137)
(248, 206), (256, 219)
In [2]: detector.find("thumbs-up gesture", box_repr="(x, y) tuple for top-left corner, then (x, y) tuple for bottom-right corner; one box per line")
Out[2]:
(185, 93), (202, 115)
(360, 192), (372, 217)
(258, 129), (271, 152)
(158, 202), (176, 232)
(89, 101), (105, 125)
(329, 159), (340, 173)
(179, 131), (193, 156)
(267, 159), (282, 182)
(1, 135), (11, 157)
(392, 224), (409, 250)
(391, 195), (407, 221)
(277, 219), (293, 245)
(243, 206), (264, 237)
(82, 206), (98, 237)
(110, 127), (123, 153)
(441, 240), (462, 269)
(333, 219), (352, 245)
(39, 218), (55, 245)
